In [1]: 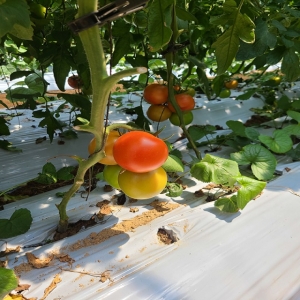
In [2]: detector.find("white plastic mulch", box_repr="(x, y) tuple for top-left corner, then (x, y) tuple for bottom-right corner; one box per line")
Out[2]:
(1, 88), (300, 300)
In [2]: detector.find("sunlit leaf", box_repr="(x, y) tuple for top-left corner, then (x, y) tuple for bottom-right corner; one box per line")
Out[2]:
(230, 144), (276, 180)
(235, 176), (266, 209)
(162, 155), (184, 172)
(0, 268), (18, 299)
(259, 130), (293, 153)
(191, 154), (240, 184)
(215, 195), (239, 213)
(0, 208), (33, 239)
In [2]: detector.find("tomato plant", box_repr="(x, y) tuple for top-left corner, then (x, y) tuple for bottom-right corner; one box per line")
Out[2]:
(169, 111), (194, 126)
(103, 165), (122, 189)
(143, 84), (169, 105)
(219, 89), (231, 98)
(167, 94), (195, 112)
(225, 80), (238, 89)
(113, 131), (168, 173)
(118, 167), (167, 199)
(88, 131), (120, 165)
(147, 104), (172, 122)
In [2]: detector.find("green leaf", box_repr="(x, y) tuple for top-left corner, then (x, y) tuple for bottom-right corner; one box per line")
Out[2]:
(235, 88), (256, 100)
(162, 155), (184, 172)
(111, 36), (132, 67)
(215, 195), (239, 213)
(259, 130), (293, 153)
(5, 87), (40, 99)
(0, 118), (10, 136)
(236, 18), (275, 61)
(176, 6), (198, 23)
(0, 268), (18, 299)
(42, 162), (56, 175)
(281, 49), (300, 82)
(230, 144), (277, 180)
(25, 73), (45, 95)
(235, 176), (266, 209)
(148, 0), (173, 52)
(0, 208), (33, 239)
(245, 127), (260, 140)
(0, 0), (32, 39)
(287, 110), (300, 123)
(286, 143), (300, 161)
(0, 140), (22, 152)
(9, 22), (33, 40)
(188, 125), (216, 141)
(190, 154), (240, 184)
(227, 120), (247, 137)
(166, 182), (183, 197)
(53, 52), (71, 91)
(282, 124), (300, 136)
(212, 26), (240, 75)
(238, 13), (255, 43)
(57, 93), (91, 113)
(9, 71), (33, 81)
(57, 166), (75, 181)
(38, 113), (63, 142)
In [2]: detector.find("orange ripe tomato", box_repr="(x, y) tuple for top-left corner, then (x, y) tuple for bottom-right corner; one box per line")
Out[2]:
(146, 104), (172, 122)
(143, 84), (169, 105)
(224, 80), (238, 89)
(167, 93), (195, 113)
(88, 131), (120, 165)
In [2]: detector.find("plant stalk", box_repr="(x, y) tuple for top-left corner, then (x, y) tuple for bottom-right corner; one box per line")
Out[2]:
(56, 0), (146, 233)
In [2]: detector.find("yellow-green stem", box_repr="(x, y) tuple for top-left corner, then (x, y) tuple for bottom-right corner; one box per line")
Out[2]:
(56, 0), (147, 233)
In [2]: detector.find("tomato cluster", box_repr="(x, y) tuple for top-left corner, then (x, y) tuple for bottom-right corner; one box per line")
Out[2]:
(144, 83), (195, 126)
(88, 130), (168, 199)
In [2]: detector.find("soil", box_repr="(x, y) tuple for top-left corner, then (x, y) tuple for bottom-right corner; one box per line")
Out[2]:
(0, 163), (104, 206)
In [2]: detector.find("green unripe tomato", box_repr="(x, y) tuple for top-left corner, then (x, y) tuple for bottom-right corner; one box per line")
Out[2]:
(29, 3), (46, 19)
(182, 87), (196, 97)
(219, 89), (231, 98)
(169, 111), (193, 126)
(103, 165), (122, 189)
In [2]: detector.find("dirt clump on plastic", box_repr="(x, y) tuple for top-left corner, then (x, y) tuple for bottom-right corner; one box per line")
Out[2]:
(157, 228), (174, 245)
(67, 200), (181, 252)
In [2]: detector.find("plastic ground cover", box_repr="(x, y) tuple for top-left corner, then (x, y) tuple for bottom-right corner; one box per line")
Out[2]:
(1, 88), (300, 300)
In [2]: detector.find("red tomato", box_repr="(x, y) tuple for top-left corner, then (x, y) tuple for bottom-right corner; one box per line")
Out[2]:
(88, 131), (120, 165)
(143, 84), (169, 105)
(67, 75), (83, 89)
(113, 131), (168, 173)
(167, 94), (195, 112)
(118, 167), (167, 199)
(146, 104), (172, 122)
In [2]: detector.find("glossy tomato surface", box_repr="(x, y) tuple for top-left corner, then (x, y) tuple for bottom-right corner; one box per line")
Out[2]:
(103, 165), (122, 189)
(146, 104), (172, 122)
(118, 167), (167, 199)
(219, 89), (231, 98)
(143, 84), (168, 105)
(225, 80), (238, 89)
(167, 93), (195, 112)
(113, 131), (168, 173)
(169, 111), (194, 126)
(88, 131), (120, 165)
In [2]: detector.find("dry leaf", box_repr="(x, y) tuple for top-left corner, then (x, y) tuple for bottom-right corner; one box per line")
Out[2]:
(0, 246), (21, 257)
(26, 253), (53, 268)
(41, 274), (61, 300)
(14, 283), (31, 292)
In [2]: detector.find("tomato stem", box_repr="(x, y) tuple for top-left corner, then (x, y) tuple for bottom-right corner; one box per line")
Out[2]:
(56, 0), (147, 233)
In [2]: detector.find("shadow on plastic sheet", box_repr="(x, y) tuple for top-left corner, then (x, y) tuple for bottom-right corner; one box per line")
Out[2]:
(203, 207), (241, 223)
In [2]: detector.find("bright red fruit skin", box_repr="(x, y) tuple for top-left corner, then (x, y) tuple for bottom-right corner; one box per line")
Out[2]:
(113, 131), (168, 173)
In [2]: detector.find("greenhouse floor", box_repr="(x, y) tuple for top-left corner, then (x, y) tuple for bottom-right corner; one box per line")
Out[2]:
(1, 88), (300, 299)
